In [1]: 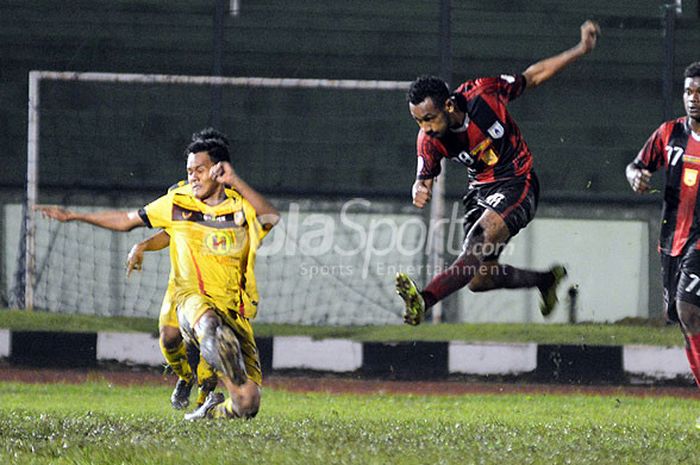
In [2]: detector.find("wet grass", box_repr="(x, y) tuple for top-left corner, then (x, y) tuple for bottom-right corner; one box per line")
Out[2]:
(0, 381), (698, 464)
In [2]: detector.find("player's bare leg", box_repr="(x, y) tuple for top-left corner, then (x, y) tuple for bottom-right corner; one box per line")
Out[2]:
(397, 209), (566, 323)
(159, 325), (195, 409)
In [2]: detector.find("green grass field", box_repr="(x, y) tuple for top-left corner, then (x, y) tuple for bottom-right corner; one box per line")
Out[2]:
(0, 381), (698, 465)
(0, 309), (686, 347)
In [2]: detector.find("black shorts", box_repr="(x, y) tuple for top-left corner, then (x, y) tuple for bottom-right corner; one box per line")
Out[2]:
(461, 171), (539, 259)
(661, 240), (700, 323)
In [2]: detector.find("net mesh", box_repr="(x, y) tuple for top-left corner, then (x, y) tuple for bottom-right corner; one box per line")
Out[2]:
(15, 73), (433, 325)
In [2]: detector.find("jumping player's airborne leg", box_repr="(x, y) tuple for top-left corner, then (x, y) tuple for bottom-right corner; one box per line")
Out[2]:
(397, 209), (566, 325)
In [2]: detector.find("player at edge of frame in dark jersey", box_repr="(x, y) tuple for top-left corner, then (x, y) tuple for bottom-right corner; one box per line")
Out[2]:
(396, 20), (600, 326)
(626, 62), (700, 397)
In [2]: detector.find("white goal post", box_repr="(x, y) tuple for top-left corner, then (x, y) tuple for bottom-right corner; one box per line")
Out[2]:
(24, 70), (447, 317)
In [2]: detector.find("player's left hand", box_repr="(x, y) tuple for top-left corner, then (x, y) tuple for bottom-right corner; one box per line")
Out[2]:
(126, 243), (145, 277)
(579, 20), (600, 53)
(210, 161), (237, 185)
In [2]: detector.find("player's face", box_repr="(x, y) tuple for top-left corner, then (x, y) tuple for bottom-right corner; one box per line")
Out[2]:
(684, 77), (700, 123)
(409, 97), (450, 138)
(187, 151), (218, 200)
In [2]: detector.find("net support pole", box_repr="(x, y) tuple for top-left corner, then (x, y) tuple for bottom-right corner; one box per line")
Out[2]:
(25, 71), (41, 310)
(661, 2), (678, 121)
(429, 0), (453, 323)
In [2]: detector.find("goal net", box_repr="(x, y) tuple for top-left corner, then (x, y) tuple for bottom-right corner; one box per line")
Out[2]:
(10, 71), (439, 325)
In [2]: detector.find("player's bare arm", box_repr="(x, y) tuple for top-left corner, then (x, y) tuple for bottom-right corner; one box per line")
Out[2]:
(36, 205), (145, 232)
(625, 162), (652, 194)
(522, 20), (600, 88)
(126, 229), (170, 277)
(412, 178), (433, 209)
(210, 161), (280, 229)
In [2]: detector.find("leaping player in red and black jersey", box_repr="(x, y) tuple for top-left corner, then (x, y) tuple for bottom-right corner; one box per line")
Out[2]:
(396, 20), (600, 325)
(626, 62), (700, 390)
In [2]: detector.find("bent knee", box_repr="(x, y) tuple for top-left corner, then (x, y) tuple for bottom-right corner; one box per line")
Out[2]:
(159, 327), (182, 350)
(467, 276), (491, 293)
(236, 387), (261, 419)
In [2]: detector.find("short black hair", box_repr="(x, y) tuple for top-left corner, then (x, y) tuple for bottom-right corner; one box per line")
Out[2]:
(407, 75), (450, 107)
(685, 62), (700, 79)
(185, 128), (230, 163)
(191, 127), (230, 146)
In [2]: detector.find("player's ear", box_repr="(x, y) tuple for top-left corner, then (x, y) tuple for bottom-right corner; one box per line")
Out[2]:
(444, 96), (456, 113)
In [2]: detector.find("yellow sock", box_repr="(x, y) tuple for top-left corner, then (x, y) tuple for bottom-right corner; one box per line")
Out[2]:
(159, 339), (193, 382)
(210, 398), (236, 419)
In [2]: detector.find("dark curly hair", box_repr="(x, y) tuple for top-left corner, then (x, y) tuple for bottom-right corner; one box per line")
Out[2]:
(185, 127), (230, 163)
(407, 75), (450, 107)
(685, 62), (700, 79)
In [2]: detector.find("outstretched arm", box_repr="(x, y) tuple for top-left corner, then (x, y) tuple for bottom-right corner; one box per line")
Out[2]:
(210, 161), (280, 229)
(522, 20), (600, 88)
(35, 206), (145, 232)
(126, 230), (170, 277)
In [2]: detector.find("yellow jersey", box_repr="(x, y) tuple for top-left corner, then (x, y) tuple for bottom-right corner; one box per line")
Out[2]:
(140, 184), (268, 319)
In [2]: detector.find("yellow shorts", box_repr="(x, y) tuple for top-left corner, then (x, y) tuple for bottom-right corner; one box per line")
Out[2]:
(158, 282), (178, 329)
(177, 293), (262, 386)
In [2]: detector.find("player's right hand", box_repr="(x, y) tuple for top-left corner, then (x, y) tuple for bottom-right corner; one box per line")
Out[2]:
(126, 243), (145, 277)
(34, 205), (74, 222)
(412, 180), (432, 208)
(628, 168), (652, 193)
(579, 20), (600, 54)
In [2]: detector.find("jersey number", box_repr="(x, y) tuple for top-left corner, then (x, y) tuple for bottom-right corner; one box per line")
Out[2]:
(665, 146), (684, 166)
(685, 273), (700, 296)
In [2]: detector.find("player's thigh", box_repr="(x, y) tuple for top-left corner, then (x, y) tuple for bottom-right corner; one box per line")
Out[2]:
(463, 173), (538, 258)
(158, 283), (178, 330)
(676, 247), (700, 329)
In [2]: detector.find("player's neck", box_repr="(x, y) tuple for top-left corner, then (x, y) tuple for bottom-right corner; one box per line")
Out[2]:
(449, 110), (468, 131)
(689, 117), (700, 137)
(201, 187), (227, 206)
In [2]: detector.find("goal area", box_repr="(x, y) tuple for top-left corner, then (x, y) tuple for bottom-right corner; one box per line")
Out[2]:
(12, 70), (438, 325)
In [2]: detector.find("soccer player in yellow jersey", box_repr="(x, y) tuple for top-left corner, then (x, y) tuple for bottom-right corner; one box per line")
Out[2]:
(37, 130), (279, 420)
(126, 129), (231, 411)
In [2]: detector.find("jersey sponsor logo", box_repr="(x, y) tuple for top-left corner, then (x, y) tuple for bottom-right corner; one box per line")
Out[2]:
(471, 138), (499, 166)
(683, 154), (700, 165)
(684, 168), (698, 187)
(485, 193), (506, 208)
(487, 121), (505, 139)
(500, 74), (516, 84)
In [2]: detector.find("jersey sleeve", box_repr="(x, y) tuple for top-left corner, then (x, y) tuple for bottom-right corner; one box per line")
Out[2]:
(416, 133), (445, 180)
(240, 197), (270, 243)
(633, 123), (668, 172)
(140, 192), (173, 229)
(468, 74), (526, 104)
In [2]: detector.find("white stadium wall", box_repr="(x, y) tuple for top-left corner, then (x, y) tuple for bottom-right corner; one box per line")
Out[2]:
(6, 201), (650, 324)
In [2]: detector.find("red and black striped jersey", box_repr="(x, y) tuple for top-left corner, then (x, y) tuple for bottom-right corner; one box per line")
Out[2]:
(416, 74), (533, 186)
(634, 117), (700, 256)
